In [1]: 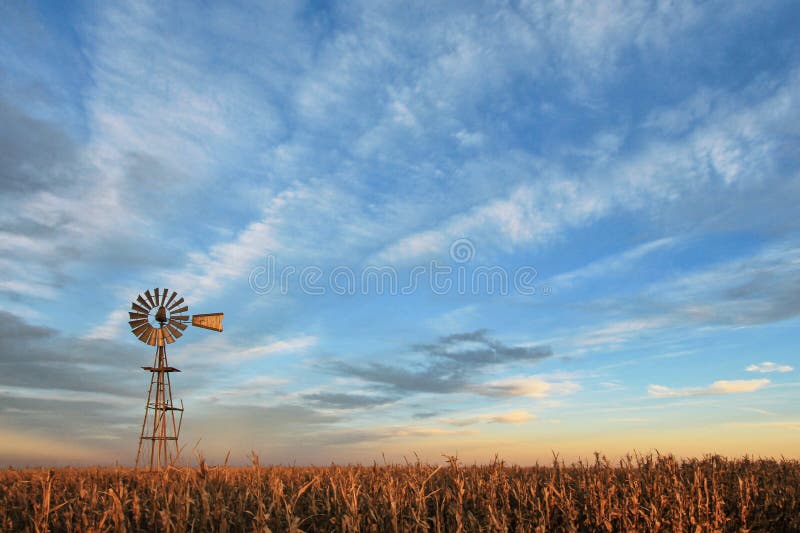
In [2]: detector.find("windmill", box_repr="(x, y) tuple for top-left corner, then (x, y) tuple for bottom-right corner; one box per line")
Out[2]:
(128, 288), (223, 471)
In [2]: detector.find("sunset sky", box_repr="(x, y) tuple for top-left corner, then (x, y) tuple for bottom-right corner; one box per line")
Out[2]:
(1, 1), (799, 466)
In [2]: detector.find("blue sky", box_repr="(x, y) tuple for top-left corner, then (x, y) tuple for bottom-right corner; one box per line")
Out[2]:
(1, 1), (799, 466)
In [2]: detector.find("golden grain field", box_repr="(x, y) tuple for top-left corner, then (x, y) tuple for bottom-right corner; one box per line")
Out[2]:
(2, 453), (798, 532)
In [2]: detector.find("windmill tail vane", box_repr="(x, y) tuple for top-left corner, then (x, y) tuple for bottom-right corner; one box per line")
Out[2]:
(128, 288), (223, 471)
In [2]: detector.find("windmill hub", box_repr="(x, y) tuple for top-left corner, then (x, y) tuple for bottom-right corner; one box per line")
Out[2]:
(155, 305), (168, 324)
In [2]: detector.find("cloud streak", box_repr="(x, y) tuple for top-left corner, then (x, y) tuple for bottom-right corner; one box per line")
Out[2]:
(175, 334), (316, 366)
(327, 330), (553, 396)
(746, 362), (794, 373)
(473, 377), (580, 398)
(648, 379), (770, 398)
(302, 392), (398, 410)
(551, 237), (678, 287)
(440, 410), (534, 427)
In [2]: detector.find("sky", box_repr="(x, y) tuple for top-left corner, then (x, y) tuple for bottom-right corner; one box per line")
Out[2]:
(1, 1), (799, 467)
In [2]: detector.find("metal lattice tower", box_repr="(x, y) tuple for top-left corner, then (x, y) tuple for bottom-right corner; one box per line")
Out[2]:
(128, 288), (223, 471)
(136, 329), (183, 470)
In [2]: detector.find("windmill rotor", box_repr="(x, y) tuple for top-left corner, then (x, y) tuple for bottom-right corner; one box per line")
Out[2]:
(128, 288), (224, 346)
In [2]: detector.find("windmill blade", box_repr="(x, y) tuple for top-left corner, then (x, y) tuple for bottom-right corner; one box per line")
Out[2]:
(162, 327), (175, 344)
(161, 288), (169, 306)
(154, 288), (160, 306)
(165, 322), (183, 340)
(131, 302), (149, 314)
(138, 326), (154, 344)
(148, 328), (163, 346)
(165, 291), (178, 308)
(168, 297), (184, 311)
(191, 313), (224, 332)
(170, 315), (189, 322)
(171, 305), (189, 315)
(129, 311), (148, 321)
(169, 319), (187, 331)
(147, 330), (157, 346)
(136, 295), (151, 310)
(144, 290), (156, 308)
(129, 318), (148, 329)
(132, 322), (150, 337)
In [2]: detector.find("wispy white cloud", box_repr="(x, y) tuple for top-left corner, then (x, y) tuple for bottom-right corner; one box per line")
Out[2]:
(373, 66), (800, 267)
(551, 237), (677, 287)
(454, 129), (485, 148)
(514, 1), (708, 99)
(474, 376), (580, 398)
(203, 375), (292, 404)
(644, 240), (800, 327)
(0, 385), (131, 406)
(393, 427), (477, 438)
(175, 334), (316, 365)
(576, 318), (669, 348)
(373, 178), (610, 264)
(568, 237), (800, 342)
(746, 361), (794, 373)
(314, 425), (479, 446)
(84, 309), (129, 340)
(740, 407), (775, 416)
(598, 381), (625, 391)
(0, 2), (321, 314)
(231, 336), (317, 361)
(648, 379), (770, 398)
(0, 279), (59, 300)
(428, 305), (480, 333)
(440, 410), (534, 427)
(644, 88), (716, 135)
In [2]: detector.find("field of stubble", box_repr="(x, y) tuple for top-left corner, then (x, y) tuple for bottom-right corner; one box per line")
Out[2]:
(2, 454), (799, 532)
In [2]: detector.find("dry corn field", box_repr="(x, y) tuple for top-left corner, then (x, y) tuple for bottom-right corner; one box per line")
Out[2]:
(2, 454), (799, 532)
